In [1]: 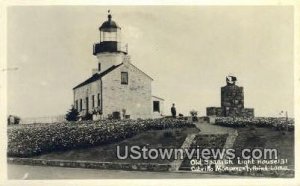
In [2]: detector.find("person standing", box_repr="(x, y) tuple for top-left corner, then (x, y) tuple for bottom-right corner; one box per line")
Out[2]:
(171, 103), (176, 118)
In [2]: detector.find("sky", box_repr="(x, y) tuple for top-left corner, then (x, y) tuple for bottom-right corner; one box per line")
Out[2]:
(7, 6), (294, 118)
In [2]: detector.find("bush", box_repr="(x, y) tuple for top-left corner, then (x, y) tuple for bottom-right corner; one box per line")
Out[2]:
(112, 111), (121, 120)
(7, 118), (195, 157)
(190, 110), (198, 122)
(82, 112), (93, 121)
(163, 131), (174, 138)
(7, 115), (21, 125)
(214, 117), (294, 130)
(65, 106), (79, 121)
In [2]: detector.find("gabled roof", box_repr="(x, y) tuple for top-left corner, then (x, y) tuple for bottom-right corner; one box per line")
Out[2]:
(73, 63), (123, 90)
(129, 63), (153, 81)
(152, 95), (164, 101)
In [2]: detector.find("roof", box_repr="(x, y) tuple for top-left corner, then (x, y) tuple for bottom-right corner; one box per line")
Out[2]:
(73, 63), (123, 90)
(99, 14), (120, 31)
(129, 63), (153, 81)
(152, 95), (164, 101)
(100, 20), (119, 30)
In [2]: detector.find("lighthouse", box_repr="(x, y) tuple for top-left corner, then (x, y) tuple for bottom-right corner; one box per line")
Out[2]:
(73, 11), (164, 120)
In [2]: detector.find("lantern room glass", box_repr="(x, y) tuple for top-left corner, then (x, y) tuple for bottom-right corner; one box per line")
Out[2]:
(100, 28), (121, 42)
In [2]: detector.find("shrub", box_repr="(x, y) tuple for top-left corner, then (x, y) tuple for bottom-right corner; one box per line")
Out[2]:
(7, 118), (195, 157)
(190, 110), (198, 122)
(163, 131), (173, 138)
(214, 117), (294, 130)
(65, 106), (79, 121)
(82, 112), (93, 121)
(190, 110), (197, 117)
(7, 115), (21, 125)
(112, 111), (121, 120)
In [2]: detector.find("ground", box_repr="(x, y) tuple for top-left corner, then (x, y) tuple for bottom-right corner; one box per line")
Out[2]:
(196, 122), (294, 170)
(7, 164), (248, 179)
(233, 126), (294, 169)
(7, 121), (294, 179)
(35, 127), (200, 164)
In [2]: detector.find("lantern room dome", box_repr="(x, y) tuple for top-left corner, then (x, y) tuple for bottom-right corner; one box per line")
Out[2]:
(99, 14), (120, 31)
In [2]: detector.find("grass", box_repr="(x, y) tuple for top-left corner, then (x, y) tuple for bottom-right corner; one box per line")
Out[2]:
(179, 134), (229, 170)
(36, 127), (200, 164)
(14, 120), (294, 177)
(233, 126), (294, 169)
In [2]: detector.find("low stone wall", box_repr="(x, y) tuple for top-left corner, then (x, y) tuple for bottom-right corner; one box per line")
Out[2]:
(8, 157), (171, 172)
(206, 107), (254, 117)
(239, 108), (254, 117)
(206, 107), (223, 117)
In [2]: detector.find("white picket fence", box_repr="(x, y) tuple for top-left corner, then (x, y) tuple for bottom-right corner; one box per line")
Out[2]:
(20, 115), (66, 124)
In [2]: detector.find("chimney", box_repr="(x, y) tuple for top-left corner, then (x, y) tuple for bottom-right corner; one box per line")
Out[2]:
(92, 68), (99, 75)
(123, 55), (131, 66)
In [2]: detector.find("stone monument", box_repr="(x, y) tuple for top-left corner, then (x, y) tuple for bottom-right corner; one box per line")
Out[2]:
(206, 76), (254, 117)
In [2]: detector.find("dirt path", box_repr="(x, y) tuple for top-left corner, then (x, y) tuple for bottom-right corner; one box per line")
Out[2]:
(172, 121), (239, 171)
(195, 121), (235, 134)
(195, 121), (238, 151)
(170, 133), (197, 171)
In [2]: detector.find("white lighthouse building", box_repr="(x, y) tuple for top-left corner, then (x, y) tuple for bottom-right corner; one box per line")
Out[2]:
(73, 12), (164, 120)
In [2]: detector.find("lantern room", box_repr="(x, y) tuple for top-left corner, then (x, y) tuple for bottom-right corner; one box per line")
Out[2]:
(93, 11), (127, 55)
(99, 14), (121, 42)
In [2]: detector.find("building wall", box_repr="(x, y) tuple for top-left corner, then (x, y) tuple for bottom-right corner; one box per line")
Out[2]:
(96, 52), (125, 72)
(102, 62), (152, 119)
(206, 107), (223, 117)
(220, 85), (253, 117)
(73, 80), (102, 116)
(152, 96), (164, 118)
(240, 108), (255, 117)
(206, 107), (254, 117)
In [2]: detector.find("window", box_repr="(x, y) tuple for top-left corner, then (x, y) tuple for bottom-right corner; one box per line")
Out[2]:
(101, 31), (118, 42)
(97, 93), (101, 107)
(75, 100), (78, 111)
(86, 97), (89, 112)
(80, 99), (82, 111)
(98, 63), (101, 71)
(121, 72), (128, 84)
(153, 101), (160, 112)
(92, 95), (95, 108)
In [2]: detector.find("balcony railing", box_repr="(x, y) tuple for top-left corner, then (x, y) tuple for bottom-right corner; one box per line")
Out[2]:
(93, 42), (128, 55)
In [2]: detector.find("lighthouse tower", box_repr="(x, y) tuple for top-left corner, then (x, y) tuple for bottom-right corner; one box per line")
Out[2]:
(93, 11), (128, 73)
